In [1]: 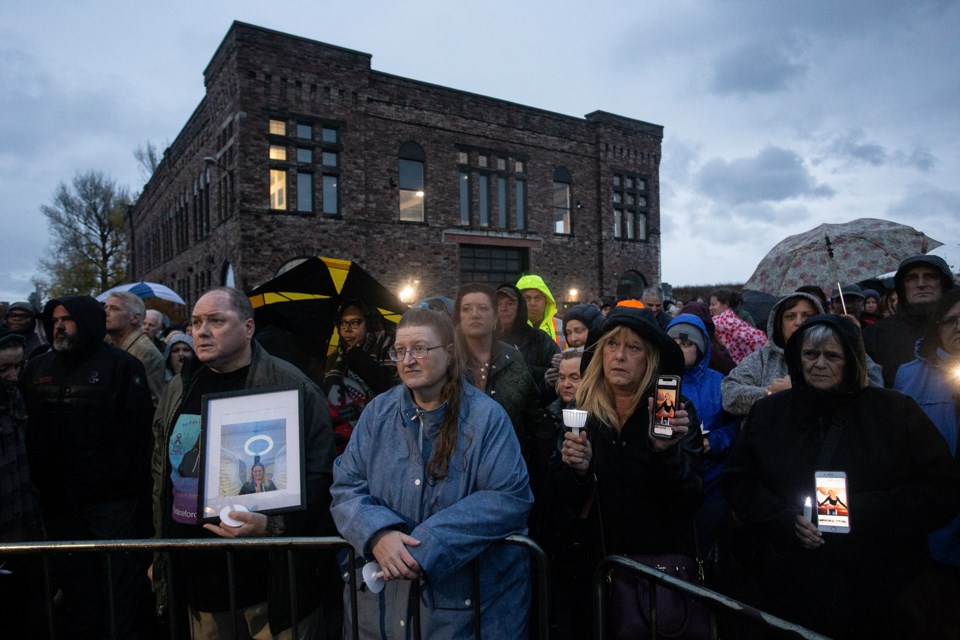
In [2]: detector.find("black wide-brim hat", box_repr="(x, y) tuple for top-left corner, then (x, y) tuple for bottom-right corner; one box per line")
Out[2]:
(587, 306), (685, 377)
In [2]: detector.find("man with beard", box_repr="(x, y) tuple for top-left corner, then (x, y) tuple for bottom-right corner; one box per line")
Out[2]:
(21, 296), (155, 638)
(862, 255), (956, 387)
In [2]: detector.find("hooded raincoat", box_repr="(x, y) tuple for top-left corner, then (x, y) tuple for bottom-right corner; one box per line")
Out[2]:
(667, 314), (736, 505)
(331, 381), (533, 639)
(515, 275), (564, 348)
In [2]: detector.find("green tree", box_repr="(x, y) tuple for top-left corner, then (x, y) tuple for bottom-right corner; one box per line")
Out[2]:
(38, 171), (131, 297)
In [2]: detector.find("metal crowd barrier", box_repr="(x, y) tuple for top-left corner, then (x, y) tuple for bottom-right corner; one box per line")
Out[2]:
(592, 555), (832, 640)
(0, 534), (549, 640)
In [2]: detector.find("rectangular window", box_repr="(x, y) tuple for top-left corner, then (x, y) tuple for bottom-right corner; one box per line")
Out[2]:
(625, 176), (634, 189)
(322, 175), (338, 215)
(515, 160), (525, 173)
(296, 123), (312, 140)
(625, 210), (635, 240)
(322, 151), (338, 167)
(515, 179), (526, 230)
(270, 169), (286, 210)
(613, 174), (622, 188)
(626, 194), (635, 206)
(637, 179), (646, 192)
(296, 148), (312, 164)
(297, 172), (313, 212)
(553, 181), (571, 234)
(269, 145), (287, 160)
(458, 151), (469, 164)
(637, 213), (648, 240)
(614, 210), (622, 238)
(459, 244), (528, 285)
(497, 176), (507, 228)
(478, 174), (489, 227)
(496, 157), (506, 171)
(459, 172), (470, 225)
(613, 192), (623, 204)
(321, 127), (338, 144)
(478, 154), (488, 168)
(399, 159), (425, 222)
(269, 119), (285, 135)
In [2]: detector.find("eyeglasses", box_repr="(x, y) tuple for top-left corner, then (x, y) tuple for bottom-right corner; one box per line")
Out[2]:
(6, 312), (31, 321)
(940, 315), (960, 331)
(388, 345), (445, 362)
(339, 318), (364, 330)
(801, 349), (845, 364)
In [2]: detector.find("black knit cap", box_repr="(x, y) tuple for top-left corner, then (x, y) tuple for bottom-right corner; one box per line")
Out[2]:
(598, 306), (685, 376)
(564, 303), (604, 332)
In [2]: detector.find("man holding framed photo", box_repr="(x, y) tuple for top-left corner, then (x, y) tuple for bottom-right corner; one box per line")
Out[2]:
(150, 287), (339, 639)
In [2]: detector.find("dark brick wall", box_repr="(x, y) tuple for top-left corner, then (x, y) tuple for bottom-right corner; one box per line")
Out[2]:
(131, 21), (662, 310)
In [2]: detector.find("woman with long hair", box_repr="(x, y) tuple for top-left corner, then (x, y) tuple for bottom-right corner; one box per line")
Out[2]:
(331, 307), (533, 638)
(238, 462), (277, 495)
(552, 306), (704, 636)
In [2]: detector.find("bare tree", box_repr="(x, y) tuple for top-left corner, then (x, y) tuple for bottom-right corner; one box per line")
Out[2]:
(39, 171), (130, 297)
(134, 140), (163, 182)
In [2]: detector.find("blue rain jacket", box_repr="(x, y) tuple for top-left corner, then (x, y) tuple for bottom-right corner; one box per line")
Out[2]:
(331, 380), (533, 638)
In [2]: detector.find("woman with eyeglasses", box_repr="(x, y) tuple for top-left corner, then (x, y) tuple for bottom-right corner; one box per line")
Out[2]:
(323, 300), (397, 437)
(724, 314), (960, 638)
(331, 307), (533, 638)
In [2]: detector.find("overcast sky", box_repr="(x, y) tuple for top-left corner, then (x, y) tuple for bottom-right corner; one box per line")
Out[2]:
(2, 0), (958, 302)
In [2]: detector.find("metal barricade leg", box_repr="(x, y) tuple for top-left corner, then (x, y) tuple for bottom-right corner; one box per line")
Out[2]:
(286, 549), (300, 638)
(226, 550), (239, 639)
(104, 552), (117, 640)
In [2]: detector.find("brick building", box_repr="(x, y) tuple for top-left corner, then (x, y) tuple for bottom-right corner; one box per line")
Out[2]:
(130, 22), (664, 311)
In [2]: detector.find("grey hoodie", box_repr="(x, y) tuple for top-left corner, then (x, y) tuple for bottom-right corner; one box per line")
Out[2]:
(722, 293), (884, 417)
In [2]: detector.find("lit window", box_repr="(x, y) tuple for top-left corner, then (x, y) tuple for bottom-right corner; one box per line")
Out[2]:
(515, 160), (525, 173)
(322, 151), (338, 167)
(296, 123), (312, 140)
(269, 145), (287, 160)
(270, 169), (286, 210)
(399, 159), (425, 222)
(552, 167), (572, 235)
(269, 119), (285, 135)
(321, 127), (338, 144)
(297, 148), (312, 164)
(297, 172), (312, 212)
(459, 172), (470, 225)
(322, 175), (338, 215)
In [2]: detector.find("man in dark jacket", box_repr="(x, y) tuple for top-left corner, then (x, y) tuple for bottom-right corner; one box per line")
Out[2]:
(3, 301), (44, 358)
(862, 254), (955, 386)
(151, 287), (340, 637)
(21, 295), (155, 639)
(496, 283), (560, 401)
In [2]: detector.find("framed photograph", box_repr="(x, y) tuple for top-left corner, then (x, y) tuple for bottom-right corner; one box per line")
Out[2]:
(199, 385), (305, 523)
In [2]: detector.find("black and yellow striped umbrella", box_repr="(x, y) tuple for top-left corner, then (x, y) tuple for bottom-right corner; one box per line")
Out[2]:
(248, 256), (405, 358)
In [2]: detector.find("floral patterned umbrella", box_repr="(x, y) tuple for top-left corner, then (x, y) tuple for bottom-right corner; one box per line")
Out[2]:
(745, 218), (941, 296)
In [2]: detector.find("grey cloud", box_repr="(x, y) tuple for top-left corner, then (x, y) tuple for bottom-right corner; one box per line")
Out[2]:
(887, 182), (960, 224)
(827, 130), (888, 167)
(695, 146), (833, 205)
(894, 146), (937, 172)
(709, 39), (807, 96)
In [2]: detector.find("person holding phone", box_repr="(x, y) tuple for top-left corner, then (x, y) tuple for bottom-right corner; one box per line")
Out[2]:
(723, 314), (960, 638)
(551, 306), (703, 636)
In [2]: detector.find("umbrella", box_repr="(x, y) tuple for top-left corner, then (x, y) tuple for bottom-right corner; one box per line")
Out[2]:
(744, 218), (942, 296)
(247, 256), (407, 359)
(96, 281), (186, 305)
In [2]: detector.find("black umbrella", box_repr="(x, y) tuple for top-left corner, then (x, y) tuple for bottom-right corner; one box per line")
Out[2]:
(247, 257), (406, 364)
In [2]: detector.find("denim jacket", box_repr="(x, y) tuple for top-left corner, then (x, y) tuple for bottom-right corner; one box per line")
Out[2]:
(331, 380), (533, 638)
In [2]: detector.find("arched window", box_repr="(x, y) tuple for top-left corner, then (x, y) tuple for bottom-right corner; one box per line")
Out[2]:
(222, 262), (236, 288)
(616, 270), (648, 300)
(552, 167), (572, 234)
(399, 142), (425, 222)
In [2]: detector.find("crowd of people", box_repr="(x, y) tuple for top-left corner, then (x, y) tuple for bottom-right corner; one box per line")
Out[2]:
(0, 253), (958, 640)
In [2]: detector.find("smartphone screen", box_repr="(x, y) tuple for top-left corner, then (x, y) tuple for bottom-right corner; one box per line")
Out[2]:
(650, 375), (681, 439)
(814, 471), (850, 533)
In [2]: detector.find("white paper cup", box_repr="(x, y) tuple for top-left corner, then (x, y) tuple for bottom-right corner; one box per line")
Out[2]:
(562, 409), (588, 436)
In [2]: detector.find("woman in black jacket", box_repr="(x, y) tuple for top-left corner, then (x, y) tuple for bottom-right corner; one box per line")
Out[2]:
(552, 307), (703, 635)
(723, 315), (960, 639)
